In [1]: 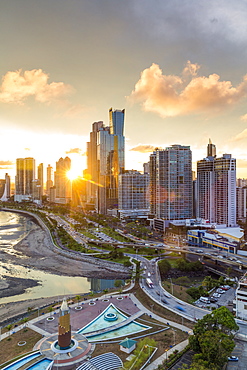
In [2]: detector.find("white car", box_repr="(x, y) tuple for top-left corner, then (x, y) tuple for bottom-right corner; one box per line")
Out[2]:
(213, 293), (221, 298)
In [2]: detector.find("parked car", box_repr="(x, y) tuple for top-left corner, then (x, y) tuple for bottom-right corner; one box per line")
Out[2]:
(216, 289), (224, 294)
(199, 297), (210, 303)
(228, 356), (238, 361)
(213, 293), (221, 298)
(210, 297), (218, 303)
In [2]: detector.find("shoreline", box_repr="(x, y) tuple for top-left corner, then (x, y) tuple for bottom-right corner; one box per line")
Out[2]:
(0, 209), (131, 323)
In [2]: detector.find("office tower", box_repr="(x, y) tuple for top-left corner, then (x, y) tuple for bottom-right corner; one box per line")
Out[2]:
(46, 164), (54, 195)
(207, 138), (216, 157)
(143, 162), (150, 174)
(149, 145), (193, 220)
(236, 186), (247, 222)
(32, 179), (41, 204)
(37, 163), (44, 197)
(5, 173), (10, 199)
(86, 109), (125, 214)
(237, 178), (247, 187)
(197, 142), (236, 226)
(54, 157), (71, 203)
(0, 173), (11, 201)
(118, 170), (150, 219)
(86, 121), (104, 206)
(15, 157), (35, 201)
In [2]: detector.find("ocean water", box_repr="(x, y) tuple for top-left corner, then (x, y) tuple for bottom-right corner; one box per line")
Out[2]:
(0, 211), (90, 304)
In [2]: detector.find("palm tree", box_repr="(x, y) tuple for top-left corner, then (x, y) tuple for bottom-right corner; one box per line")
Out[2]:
(6, 324), (12, 336)
(103, 289), (109, 298)
(22, 317), (28, 328)
(48, 306), (53, 317)
(76, 295), (81, 306)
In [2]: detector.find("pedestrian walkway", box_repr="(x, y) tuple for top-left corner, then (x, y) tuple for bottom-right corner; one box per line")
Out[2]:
(130, 293), (193, 333)
(144, 339), (189, 370)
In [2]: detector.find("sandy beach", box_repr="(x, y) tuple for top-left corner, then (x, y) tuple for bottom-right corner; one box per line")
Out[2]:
(0, 212), (131, 324)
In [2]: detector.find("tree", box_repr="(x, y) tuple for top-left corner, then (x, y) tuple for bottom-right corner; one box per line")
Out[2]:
(114, 280), (124, 288)
(202, 276), (213, 291)
(189, 307), (238, 369)
(48, 306), (53, 317)
(158, 259), (171, 277)
(6, 324), (12, 336)
(76, 295), (81, 306)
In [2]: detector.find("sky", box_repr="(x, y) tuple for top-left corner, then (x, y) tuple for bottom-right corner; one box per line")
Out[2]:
(1, 0), (247, 182)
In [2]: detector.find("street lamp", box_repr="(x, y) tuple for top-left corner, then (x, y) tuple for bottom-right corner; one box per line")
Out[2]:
(169, 277), (174, 295)
(171, 328), (176, 346)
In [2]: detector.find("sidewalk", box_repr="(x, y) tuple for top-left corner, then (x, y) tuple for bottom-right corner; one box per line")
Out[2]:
(144, 339), (189, 370)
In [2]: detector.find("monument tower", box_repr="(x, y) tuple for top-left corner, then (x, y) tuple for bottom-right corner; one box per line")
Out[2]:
(58, 298), (71, 349)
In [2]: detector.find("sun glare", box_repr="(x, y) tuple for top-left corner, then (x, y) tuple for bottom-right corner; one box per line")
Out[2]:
(66, 169), (80, 181)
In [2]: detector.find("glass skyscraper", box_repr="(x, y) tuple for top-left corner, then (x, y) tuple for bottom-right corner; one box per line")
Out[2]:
(149, 145), (192, 220)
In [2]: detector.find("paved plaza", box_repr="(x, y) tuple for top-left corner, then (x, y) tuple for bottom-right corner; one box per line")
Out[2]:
(32, 295), (140, 335)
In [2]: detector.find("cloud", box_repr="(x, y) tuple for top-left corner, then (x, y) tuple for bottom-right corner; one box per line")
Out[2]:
(130, 144), (159, 153)
(65, 148), (82, 154)
(129, 61), (247, 117)
(0, 160), (14, 165)
(62, 104), (87, 118)
(240, 114), (247, 121)
(0, 69), (74, 105)
(231, 129), (247, 142)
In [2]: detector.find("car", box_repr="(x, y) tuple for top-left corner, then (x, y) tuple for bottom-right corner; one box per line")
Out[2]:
(164, 292), (172, 298)
(210, 297), (217, 303)
(213, 293), (221, 298)
(236, 260), (242, 263)
(176, 305), (186, 312)
(156, 290), (160, 296)
(228, 356), (238, 361)
(216, 289), (224, 294)
(161, 298), (168, 304)
(196, 249), (203, 253)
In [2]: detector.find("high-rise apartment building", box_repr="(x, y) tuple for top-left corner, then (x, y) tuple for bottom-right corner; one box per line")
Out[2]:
(54, 157), (71, 203)
(118, 170), (150, 219)
(149, 145), (193, 220)
(236, 186), (247, 222)
(37, 163), (44, 197)
(197, 141), (236, 227)
(86, 109), (125, 214)
(46, 164), (54, 196)
(15, 157), (35, 202)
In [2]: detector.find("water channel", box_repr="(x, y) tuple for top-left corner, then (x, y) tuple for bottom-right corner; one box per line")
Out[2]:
(0, 211), (116, 305)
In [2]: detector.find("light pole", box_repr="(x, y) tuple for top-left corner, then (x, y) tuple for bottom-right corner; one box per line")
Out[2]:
(171, 328), (176, 346)
(169, 278), (174, 295)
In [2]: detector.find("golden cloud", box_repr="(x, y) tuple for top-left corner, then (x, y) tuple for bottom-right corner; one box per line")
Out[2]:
(0, 69), (74, 105)
(232, 128), (247, 142)
(129, 61), (247, 117)
(0, 160), (14, 165)
(65, 148), (82, 154)
(130, 144), (159, 153)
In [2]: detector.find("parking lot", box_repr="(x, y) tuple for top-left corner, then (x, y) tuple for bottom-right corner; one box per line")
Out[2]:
(227, 340), (247, 369)
(195, 286), (235, 310)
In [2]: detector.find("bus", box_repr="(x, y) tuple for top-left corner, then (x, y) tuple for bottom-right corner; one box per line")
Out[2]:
(146, 278), (154, 288)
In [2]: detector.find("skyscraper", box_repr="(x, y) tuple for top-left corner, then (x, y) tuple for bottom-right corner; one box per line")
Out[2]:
(37, 163), (44, 197)
(15, 157), (35, 202)
(46, 164), (53, 196)
(197, 142), (236, 226)
(149, 145), (192, 220)
(86, 109), (125, 214)
(118, 170), (150, 219)
(54, 157), (71, 203)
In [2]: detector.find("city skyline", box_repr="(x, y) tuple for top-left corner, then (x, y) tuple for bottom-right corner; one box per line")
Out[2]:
(1, 1), (247, 179)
